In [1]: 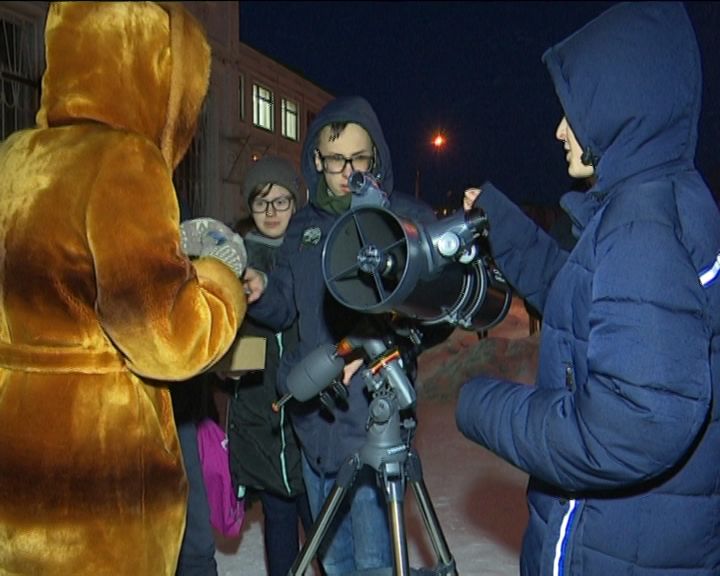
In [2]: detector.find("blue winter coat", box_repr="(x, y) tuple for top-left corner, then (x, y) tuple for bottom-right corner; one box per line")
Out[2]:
(456, 3), (720, 575)
(249, 96), (435, 474)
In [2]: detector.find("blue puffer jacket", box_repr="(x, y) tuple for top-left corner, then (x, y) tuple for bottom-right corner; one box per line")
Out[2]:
(456, 3), (720, 575)
(250, 96), (435, 474)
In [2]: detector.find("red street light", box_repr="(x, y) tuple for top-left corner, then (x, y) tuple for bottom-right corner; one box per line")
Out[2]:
(416, 132), (447, 201)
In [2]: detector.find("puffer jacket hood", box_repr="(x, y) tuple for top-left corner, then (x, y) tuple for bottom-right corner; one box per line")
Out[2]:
(36, 1), (210, 170)
(543, 2), (700, 194)
(301, 96), (394, 203)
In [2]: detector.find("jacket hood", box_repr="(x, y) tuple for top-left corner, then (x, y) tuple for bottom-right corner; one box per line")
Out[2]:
(36, 1), (210, 170)
(542, 2), (701, 192)
(301, 96), (394, 201)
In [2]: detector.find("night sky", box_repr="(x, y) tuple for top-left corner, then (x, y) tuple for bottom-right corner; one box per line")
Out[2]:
(239, 2), (720, 208)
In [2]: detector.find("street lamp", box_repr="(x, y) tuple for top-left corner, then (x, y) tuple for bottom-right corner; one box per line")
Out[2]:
(415, 131), (447, 201)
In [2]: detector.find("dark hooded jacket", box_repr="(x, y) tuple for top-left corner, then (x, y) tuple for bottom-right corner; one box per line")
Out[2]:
(227, 231), (304, 498)
(456, 3), (720, 575)
(249, 96), (436, 474)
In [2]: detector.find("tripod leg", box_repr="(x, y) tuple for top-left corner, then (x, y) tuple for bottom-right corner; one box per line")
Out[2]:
(289, 455), (361, 575)
(383, 472), (412, 576)
(406, 450), (458, 575)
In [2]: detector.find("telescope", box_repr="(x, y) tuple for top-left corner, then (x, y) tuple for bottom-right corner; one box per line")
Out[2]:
(321, 171), (512, 333)
(273, 172), (513, 411)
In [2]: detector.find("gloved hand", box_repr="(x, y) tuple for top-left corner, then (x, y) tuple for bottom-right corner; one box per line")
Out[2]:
(349, 171), (389, 209)
(180, 218), (247, 277)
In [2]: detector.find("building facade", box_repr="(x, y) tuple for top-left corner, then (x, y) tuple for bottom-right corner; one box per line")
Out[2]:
(0, 1), (333, 225)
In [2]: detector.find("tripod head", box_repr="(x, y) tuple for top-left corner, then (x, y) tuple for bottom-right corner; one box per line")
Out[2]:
(343, 331), (418, 411)
(345, 332), (419, 472)
(274, 324), (420, 471)
(277, 317), (419, 409)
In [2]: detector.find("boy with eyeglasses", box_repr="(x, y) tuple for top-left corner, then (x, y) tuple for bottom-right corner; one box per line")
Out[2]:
(244, 96), (436, 574)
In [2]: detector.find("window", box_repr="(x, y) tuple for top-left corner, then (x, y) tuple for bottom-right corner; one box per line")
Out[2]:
(238, 73), (244, 121)
(252, 83), (273, 131)
(0, 12), (41, 140)
(174, 104), (207, 219)
(281, 98), (299, 141)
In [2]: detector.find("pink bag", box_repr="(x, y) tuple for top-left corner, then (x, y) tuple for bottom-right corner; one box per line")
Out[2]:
(196, 418), (245, 537)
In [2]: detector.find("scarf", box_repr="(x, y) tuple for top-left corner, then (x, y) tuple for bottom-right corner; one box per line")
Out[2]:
(313, 179), (351, 215)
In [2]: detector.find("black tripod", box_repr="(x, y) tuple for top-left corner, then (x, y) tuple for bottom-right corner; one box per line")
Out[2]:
(288, 337), (458, 576)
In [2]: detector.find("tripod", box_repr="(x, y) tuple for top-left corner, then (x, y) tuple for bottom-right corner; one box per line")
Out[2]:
(288, 337), (458, 576)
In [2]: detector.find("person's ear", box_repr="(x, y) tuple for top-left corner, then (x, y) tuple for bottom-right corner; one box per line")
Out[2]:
(313, 149), (323, 173)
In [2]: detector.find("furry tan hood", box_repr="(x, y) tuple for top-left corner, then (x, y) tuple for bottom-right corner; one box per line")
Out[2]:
(36, 1), (209, 169)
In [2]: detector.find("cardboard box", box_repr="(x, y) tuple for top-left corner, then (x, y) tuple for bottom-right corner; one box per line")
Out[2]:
(211, 335), (266, 373)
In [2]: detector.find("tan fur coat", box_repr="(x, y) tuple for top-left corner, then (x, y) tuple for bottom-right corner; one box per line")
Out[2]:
(0, 3), (245, 574)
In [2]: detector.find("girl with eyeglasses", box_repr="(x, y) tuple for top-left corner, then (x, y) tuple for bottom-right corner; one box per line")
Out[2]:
(220, 156), (320, 576)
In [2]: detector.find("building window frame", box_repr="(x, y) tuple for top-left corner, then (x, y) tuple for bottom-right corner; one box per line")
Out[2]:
(173, 103), (208, 219)
(281, 97), (299, 141)
(238, 73), (244, 121)
(252, 83), (273, 131)
(0, 9), (42, 141)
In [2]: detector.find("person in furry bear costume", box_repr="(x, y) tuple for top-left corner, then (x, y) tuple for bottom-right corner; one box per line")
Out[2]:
(0, 3), (246, 575)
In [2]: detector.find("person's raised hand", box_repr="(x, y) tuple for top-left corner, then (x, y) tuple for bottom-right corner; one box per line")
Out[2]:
(342, 358), (364, 385)
(463, 187), (482, 212)
(242, 267), (266, 303)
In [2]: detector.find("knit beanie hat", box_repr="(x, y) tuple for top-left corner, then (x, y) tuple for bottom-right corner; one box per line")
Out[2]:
(243, 156), (302, 208)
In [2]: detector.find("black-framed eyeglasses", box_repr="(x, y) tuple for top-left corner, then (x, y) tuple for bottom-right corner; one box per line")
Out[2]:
(316, 151), (374, 174)
(250, 196), (294, 214)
